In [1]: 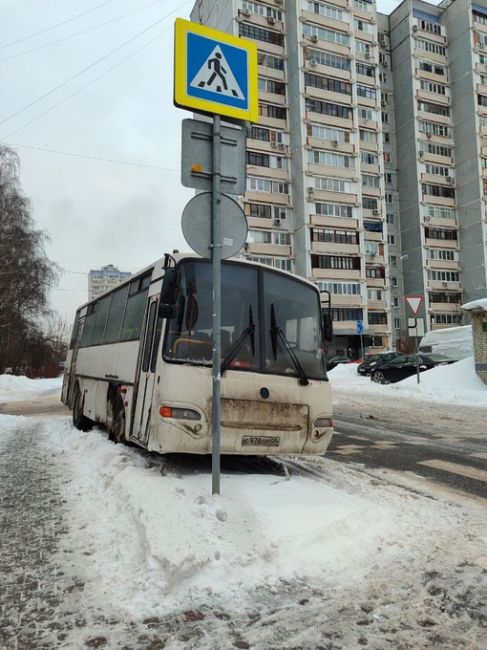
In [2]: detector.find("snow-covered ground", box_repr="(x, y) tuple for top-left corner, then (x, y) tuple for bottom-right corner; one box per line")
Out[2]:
(1, 369), (486, 648)
(328, 355), (487, 407)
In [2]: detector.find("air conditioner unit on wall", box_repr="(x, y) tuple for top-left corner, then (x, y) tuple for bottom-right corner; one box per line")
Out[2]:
(412, 24), (418, 32)
(424, 215), (431, 221)
(309, 59), (317, 67)
(373, 209), (380, 215)
(274, 218), (281, 226)
(310, 35), (318, 43)
(446, 175), (454, 183)
(241, 9), (250, 17)
(267, 16), (276, 25)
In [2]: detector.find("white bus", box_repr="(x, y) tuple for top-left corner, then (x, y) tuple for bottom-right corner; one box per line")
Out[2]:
(61, 253), (334, 456)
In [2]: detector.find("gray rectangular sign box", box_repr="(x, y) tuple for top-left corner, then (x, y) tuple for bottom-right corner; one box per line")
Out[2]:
(181, 118), (247, 194)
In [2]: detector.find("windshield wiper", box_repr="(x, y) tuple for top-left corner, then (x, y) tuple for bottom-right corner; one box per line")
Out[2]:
(270, 304), (309, 386)
(221, 306), (255, 374)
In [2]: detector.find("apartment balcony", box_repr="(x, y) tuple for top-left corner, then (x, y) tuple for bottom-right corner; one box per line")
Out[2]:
(247, 138), (289, 155)
(358, 116), (379, 130)
(367, 323), (389, 335)
(417, 111), (451, 126)
(415, 68), (450, 85)
(311, 268), (361, 280)
(310, 214), (359, 229)
(257, 65), (285, 82)
(304, 58), (352, 81)
(245, 242), (292, 256)
(478, 104), (487, 117)
(306, 136), (355, 154)
(311, 241), (360, 255)
(424, 237), (458, 249)
(356, 73), (377, 87)
(427, 280), (461, 291)
(362, 207), (383, 219)
(245, 190), (291, 206)
(329, 294), (364, 307)
(303, 34), (350, 58)
(364, 252), (385, 264)
(362, 185), (381, 197)
(259, 90), (287, 106)
(308, 187), (358, 204)
(257, 114), (287, 130)
(304, 110), (353, 130)
(301, 9), (350, 32)
(421, 173), (455, 186)
(412, 23), (447, 45)
(423, 214), (457, 228)
(428, 302), (462, 313)
(365, 277), (386, 288)
(415, 89), (450, 106)
(358, 95), (378, 109)
(305, 85), (353, 106)
(307, 162), (356, 179)
(422, 194), (456, 208)
(360, 162), (381, 174)
(477, 82), (487, 96)
(359, 140), (379, 153)
(425, 258), (460, 271)
(238, 8), (285, 31)
(412, 44), (447, 65)
(482, 167), (487, 179)
(247, 216), (284, 229)
(367, 300), (388, 311)
(363, 230), (384, 241)
(418, 150), (454, 166)
(247, 165), (289, 181)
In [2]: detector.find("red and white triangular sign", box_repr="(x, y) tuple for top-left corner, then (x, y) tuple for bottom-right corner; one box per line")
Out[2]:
(405, 294), (423, 316)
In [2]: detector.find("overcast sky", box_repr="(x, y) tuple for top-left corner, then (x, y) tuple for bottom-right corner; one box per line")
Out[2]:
(1, 0), (408, 323)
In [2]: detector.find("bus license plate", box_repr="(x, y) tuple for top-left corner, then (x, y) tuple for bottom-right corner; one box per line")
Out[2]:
(242, 435), (280, 447)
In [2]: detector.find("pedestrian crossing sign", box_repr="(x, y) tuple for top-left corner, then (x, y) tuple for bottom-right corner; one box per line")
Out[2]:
(174, 18), (258, 122)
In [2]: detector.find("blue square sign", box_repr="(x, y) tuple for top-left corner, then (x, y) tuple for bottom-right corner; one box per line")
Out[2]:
(174, 18), (258, 122)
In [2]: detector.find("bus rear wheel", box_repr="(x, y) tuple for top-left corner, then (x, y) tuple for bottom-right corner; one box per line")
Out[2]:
(107, 397), (126, 444)
(73, 388), (92, 431)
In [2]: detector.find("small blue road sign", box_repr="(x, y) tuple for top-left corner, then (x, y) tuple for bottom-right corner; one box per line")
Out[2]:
(174, 18), (258, 122)
(357, 319), (364, 334)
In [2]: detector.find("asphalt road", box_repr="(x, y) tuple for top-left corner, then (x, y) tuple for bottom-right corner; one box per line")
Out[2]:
(328, 412), (487, 501)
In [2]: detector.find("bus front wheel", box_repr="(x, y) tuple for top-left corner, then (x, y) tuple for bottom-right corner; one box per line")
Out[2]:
(107, 397), (126, 444)
(73, 388), (92, 431)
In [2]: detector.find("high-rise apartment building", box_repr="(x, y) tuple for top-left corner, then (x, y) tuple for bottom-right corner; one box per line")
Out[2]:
(88, 265), (132, 300)
(190, 0), (487, 356)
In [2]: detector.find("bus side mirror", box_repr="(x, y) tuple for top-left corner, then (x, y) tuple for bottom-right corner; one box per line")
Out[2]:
(323, 314), (333, 342)
(159, 269), (179, 319)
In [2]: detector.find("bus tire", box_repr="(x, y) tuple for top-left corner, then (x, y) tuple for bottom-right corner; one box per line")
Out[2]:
(107, 396), (126, 444)
(73, 387), (92, 431)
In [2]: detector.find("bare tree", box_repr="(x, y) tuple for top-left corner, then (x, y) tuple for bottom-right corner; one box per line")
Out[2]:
(0, 145), (60, 374)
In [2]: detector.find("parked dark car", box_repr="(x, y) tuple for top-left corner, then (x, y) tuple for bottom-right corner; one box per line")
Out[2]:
(357, 351), (405, 376)
(326, 356), (351, 371)
(370, 353), (448, 384)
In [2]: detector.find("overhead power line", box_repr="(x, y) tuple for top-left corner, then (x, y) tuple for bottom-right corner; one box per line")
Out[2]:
(5, 142), (180, 172)
(1, 23), (174, 140)
(0, 1), (191, 130)
(0, 0), (118, 51)
(0, 0), (176, 63)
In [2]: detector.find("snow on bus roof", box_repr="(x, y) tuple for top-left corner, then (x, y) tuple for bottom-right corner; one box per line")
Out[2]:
(462, 298), (487, 312)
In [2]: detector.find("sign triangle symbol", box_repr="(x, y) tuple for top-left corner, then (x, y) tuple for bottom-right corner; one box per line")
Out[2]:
(190, 45), (244, 99)
(406, 296), (422, 315)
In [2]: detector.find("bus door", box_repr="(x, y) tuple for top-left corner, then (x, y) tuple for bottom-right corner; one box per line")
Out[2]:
(132, 298), (162, 445)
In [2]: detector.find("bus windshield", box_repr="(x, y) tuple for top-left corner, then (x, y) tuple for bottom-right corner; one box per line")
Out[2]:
(164, 260), (326, 380)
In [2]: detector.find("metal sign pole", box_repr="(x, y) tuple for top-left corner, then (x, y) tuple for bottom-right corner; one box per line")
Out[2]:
(360, 333), (364, 361)
(414, 317), (420, 384)
(211, 115), (222, 495)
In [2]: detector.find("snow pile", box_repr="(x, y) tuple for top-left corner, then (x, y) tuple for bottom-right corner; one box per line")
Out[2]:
(329, 356), (487, 406)
(43, 419), (395, 614)
(0, 375), (63, 403)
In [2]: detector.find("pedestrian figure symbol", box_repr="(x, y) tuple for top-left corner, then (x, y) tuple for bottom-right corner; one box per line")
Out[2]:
(190, 45), (244, 100)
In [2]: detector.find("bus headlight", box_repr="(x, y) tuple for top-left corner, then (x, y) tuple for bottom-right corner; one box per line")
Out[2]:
(159, 406), (201, 420)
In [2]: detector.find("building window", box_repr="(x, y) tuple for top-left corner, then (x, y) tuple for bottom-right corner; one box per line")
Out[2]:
(303, 22), (350, 46)
(422, 184), (455, 199)
(362, 174), (380, 188)
(425, 227), (458, 240)
(243, 1), (282, 21)
(305, 98), (352, 119)
(307, 49), (350, 71)
(304, 73), (352, 95)
(362, 197), (378, 210)
(307, 1), (345, 21)
(257, 52), (284, 71)
(307, 124), (348, 142)
(312, 255), (361, 270)
(356, 62), (375, 78)
(361, 151), (379, 165)
(240, 23), (284, 46)
(332, 308), (364, 321)
(311, 227), (358, 244)
(258, 103), (287, 120)
(368, 312), (388, 325)
(308, 149), (352, 167)
(315, 202), (353, 218)
(416, 39), (446, 57)
(247, 177), (289, 194)
(418, 60), (445, 76)
(316, 280), (362, 295)
(258, 77), (286, 95)
(357, 84), (377, 100)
